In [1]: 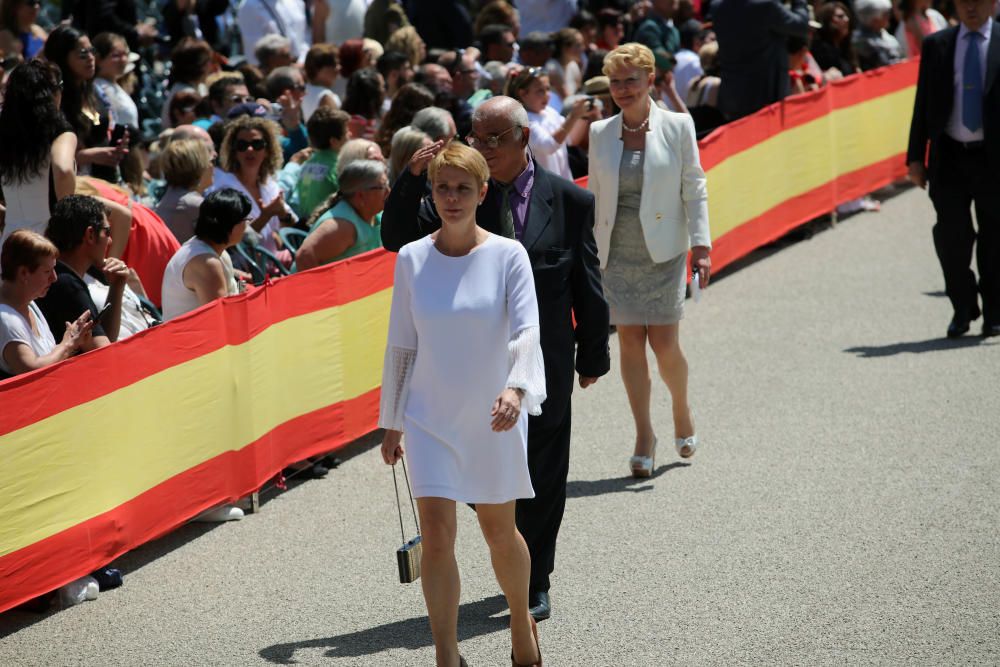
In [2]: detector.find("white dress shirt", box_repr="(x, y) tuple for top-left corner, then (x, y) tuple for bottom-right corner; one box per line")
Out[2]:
(237, 0), (310, 65)
(673, 49), (703, 100)
(947, 18), (992, 143)
(323, 0), (366, 46)
(527, 106), (573, 181)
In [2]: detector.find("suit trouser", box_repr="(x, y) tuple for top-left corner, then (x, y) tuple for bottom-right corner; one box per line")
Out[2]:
(516, 401), (572, 594)
(929, 141), (1000, 326)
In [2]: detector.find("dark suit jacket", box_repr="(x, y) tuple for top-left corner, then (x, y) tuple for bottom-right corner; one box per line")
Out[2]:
(712, 0), (810, 120)
(906, 23), (1000, 179)
(381, 163), (611, 426)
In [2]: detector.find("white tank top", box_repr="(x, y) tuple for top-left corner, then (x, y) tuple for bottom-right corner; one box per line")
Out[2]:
(0, 167), (51, 248)
(161, 238), (238, 321)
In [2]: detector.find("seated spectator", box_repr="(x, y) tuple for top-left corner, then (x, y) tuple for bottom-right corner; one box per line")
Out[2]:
(674, 20), (711, 100)
(852, 0), (902, 71)
(686, 41), (725, 136)
(0, 60), (77, 247)
(474, 3), (521, 38)
(209, 115), (296, 254)
(895, 0), (948, 59)
(334, 39), (373, 101)
(38, 195), (130, 349)
(342, 68), (386, 141)
(295, 160), (388, 271)
(477, 23), (518, 64)
(812, 2), (858, 79)
(505, 66), (589, 181)
(482, 60), (512, 96)
(238, 0), (308, 68)
(385, 26), (427, 69)
(0, 0), (47, 61)
(388, 126), (432, 183)
(0, 230), (92, 377)
(550, 27), (586, 100)
(303, 44), (342, 122)
(83, 268), (157, 338)
(377, 50), (416, 113)
(294, 107), (351, 220)
(411, 106), (457, 143)
(376, 83), (435, 157)
(162, 37), (215, 130)
(167, 89), (203, 129)
(337, 138), (386, 176)
(254, 34), (295, 75)
(155, 139), (215, 243)
(596, 8), (625, 51)
(788, 35), (821, 95)
(364, 0), (411, 44)
(160, 188), (249, 523)
(194, 74), (253, 130)
(161, 188), (248, 320)
(93, 32), (139, 133)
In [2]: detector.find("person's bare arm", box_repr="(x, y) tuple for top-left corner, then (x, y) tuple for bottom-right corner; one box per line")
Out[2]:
(100, 257), (130, 343)
(91, 196), (133, 259)
(50, 132), (78, 201)
(183, 254), (230, 306)
(294, 218), (357, 271)
(3, 310), (93, 372)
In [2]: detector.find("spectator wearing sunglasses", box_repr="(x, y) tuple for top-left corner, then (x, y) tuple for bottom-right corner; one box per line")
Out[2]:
(208, 116), (295, 255)
(0, 0), (47, 61)
(194, 74), (253, 130)
(295, 160), (388, 271)
(37, 195), (131, 351)
(44, 25), (127, 185)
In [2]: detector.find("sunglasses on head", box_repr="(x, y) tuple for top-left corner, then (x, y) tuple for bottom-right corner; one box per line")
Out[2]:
(235, 138), (267, 152)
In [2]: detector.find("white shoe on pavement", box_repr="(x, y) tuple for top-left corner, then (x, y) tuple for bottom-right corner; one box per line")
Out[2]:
(194, 505), (244, 523)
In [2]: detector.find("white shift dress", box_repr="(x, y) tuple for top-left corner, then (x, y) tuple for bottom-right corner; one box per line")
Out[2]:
(379, 234), (547, 504)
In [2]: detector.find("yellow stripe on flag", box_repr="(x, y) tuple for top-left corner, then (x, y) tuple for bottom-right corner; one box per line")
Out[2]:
(0, 288), (392, 558)
(706, 86), (915, 238)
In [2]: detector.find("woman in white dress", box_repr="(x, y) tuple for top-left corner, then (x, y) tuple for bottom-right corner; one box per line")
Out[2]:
(379, 143), (545, 667)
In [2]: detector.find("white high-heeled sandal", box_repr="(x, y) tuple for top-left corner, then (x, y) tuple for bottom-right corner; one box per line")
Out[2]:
(675, 434), (698, 459)
(629, 437), (657, 478)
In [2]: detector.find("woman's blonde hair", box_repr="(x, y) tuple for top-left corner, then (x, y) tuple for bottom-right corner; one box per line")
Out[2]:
(385, 26), (424, 67)
(1, 230), (58, 281)
(160, 138), (212, 189)
(219, 115), (284, 182)
(603, 42), (656, 77)
(428, 143), (490, 191)
(389, 126), (431, 183)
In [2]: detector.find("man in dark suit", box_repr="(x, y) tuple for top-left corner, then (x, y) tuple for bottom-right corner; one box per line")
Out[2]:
(907, 0), (1000, 338)
(711, 0), (811, 120)
(381, 96), (611, 621)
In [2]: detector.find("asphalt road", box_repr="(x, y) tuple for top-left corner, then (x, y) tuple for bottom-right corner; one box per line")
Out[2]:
(2, 185), (998, 666)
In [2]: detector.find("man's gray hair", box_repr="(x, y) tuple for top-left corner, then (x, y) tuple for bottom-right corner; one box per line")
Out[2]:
(411, 107), (455, 141)
(265, 66), (301, 101)
(472, 97), (529, 129)
(855, 0), (892, 21)
(338, 159), (387, 196)
(254, 34), (291, 66)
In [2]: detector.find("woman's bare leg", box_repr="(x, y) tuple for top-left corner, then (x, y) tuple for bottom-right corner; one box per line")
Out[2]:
(646, 324), (695, 438)
(416, 497), (462, 667)
(617, 324), (656, 456)
(476, 501), (539, 664)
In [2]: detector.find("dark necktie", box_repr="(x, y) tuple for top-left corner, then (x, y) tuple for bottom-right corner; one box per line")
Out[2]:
(496, 182), (516, 239)
(962, 32), (984, 133)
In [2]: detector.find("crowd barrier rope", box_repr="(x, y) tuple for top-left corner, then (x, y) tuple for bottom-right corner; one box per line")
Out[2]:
(0, 60), (918, 613)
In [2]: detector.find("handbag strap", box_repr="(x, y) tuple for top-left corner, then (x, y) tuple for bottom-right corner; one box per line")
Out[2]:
(392, 458), (420, 542)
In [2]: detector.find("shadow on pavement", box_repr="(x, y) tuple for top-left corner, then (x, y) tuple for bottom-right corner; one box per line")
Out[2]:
(258, 595), (509, 664)
(922, 290), (947, 298)
(844, 335), (989, 358)
(567, 462), (691, 499)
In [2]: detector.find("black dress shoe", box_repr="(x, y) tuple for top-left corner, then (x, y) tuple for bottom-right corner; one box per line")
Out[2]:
(983, 323), (1000, 338)
(947, 316), (972, 338)
(528, 590), (551, 621)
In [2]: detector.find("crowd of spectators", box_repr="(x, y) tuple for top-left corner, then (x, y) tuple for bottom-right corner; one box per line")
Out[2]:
(0, 0), (988, 609)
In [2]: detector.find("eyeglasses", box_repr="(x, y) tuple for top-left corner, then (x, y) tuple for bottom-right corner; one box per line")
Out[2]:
(365, 182), (390, 192)
(235, 138), (267, 152)
(466, 125), (520, 149)
(78, 46), (97, 59)
(292, 83), (306, 92)
(230, 94), (254, 104)
(92, 223), (112, 237)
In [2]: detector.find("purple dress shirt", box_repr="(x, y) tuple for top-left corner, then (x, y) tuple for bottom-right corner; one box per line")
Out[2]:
(495, 160), (535, 241)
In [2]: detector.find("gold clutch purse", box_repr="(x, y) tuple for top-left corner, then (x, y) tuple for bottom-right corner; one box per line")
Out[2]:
(392, 458), (422, 584)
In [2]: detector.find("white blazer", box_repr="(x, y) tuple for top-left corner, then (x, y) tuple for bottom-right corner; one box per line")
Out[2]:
(587, 103), (711, 269)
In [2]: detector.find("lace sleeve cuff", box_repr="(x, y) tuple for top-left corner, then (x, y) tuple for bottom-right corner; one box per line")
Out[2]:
(378, 346), (417, 431)
(506, 326), (547, 416)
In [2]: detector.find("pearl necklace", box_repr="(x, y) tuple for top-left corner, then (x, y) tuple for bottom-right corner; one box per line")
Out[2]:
(622, 115), (650, 133)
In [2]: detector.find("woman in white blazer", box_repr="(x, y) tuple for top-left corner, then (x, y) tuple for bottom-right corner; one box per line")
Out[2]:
(587, 43), (712, 478)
